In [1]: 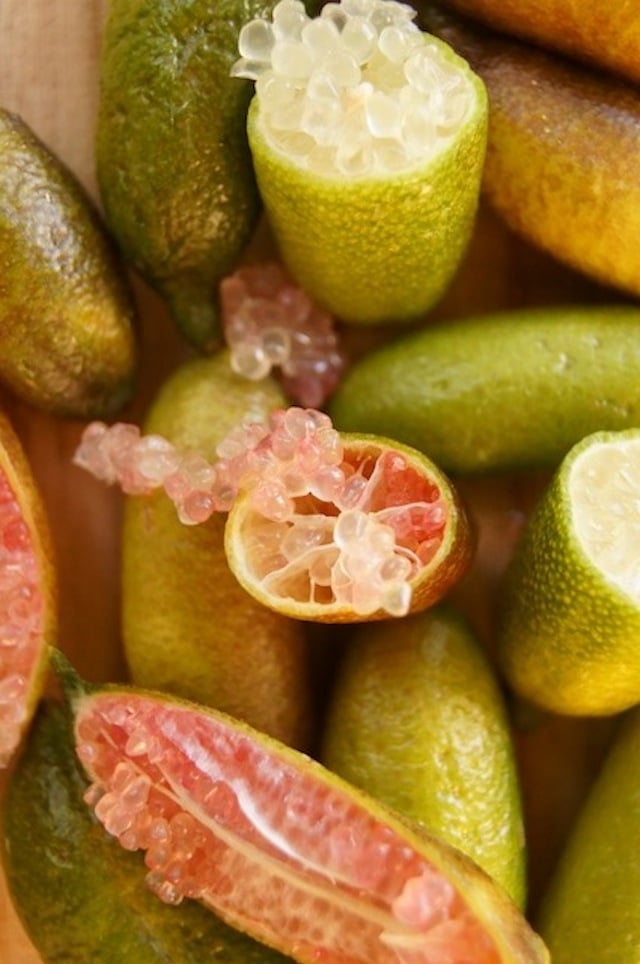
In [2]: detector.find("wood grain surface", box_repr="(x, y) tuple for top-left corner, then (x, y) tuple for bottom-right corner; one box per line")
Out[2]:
(0, 2), (619, 960)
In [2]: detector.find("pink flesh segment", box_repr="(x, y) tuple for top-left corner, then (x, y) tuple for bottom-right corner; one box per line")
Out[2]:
(77, 692), (500, 963)
(220, 262), (346, 408)
(0, 472), (44, 766)
(72, 408), (447, 617)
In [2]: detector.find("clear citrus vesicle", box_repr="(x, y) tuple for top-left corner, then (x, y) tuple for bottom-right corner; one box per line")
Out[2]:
(74, 407), (473, 621)
(234, 0), (488, 324)
(60, 662), (549, 963)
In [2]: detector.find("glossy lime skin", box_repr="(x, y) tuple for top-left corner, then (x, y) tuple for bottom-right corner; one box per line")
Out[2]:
(2, 700), (289, 963)
(330, 306), (640, 475)
(0, 110), (136, 417)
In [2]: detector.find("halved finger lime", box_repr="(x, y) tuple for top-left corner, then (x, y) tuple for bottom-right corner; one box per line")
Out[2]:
(0, 412), (56, 767)
(235, 0), (488, 324)
(225, 425), (474, 622)
(499, 428), (640, 715)
(57, 655), (549, 962)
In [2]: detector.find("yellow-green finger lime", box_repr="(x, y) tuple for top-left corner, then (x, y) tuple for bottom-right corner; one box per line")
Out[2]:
(498, 428), (640, 716)
(536, 704), (640, 961)
(330, 305), (640, 474)
(321, 605), (526, 907)
(239, 0), (488, 325)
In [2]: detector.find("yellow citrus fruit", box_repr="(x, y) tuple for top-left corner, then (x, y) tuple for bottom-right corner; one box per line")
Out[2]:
(2, 699), (290, 962)
(238, 0), (487, 324)
(422, 0), (640, 86)
(0, 410), (56, 768)
(122, 352), (314, 750)
(330, 305), (640, 474)
(321, 605), (526, 907)
(423, 7), (640, 301)
(498, 428), (640, 716)
(225, 429), (474, 622)
(536, 704), (640, 961)
(55, 652), (550, 962)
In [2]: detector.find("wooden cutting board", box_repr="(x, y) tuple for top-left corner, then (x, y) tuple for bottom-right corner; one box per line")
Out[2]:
(0, 2), (616, 960)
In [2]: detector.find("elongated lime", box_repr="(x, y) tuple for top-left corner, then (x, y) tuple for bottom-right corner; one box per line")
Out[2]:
(536, 704), (640, 961)
(237, 0), (487, 324)
(321, 606), (526, 907)
(54, 653), (549, 962)
(498, 428), (640, 715)
(2, 699), (289, 962)
(330, 305), (640, 474)
(0, 411), (56, 768)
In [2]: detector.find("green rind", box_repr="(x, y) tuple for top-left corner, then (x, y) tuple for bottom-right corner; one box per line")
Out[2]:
(246, 33), (488, 325)
(122, 351), (313, 750)
(536, 706), (640, 961)
(0, 110), (137, 418)
(64, 671), (549, 963)
(498, 429), (640, 716)
(321, 605), (526, 907)
(96, 0), (318, 350)
(330, 305), (640, 474)
(1, 699), (290, 963)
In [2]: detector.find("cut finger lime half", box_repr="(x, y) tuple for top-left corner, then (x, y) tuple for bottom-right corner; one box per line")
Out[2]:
(0, 412), (56, 767)
(499, 428), (640, 715)
(56, 654), (549, 962)
(225, 429), (474, 622)
(236, 0), (488, 324)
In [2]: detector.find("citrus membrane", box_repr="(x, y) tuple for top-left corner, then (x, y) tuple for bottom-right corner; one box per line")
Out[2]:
(0, 413), (55, 767)
(2, 699), (290, 963)
(499, 428), (640, 715)
(57, 658), (550, 962)
(220, 261), (346, 408)
(74, 408), (473, 620)
(235, 0), (488, 323)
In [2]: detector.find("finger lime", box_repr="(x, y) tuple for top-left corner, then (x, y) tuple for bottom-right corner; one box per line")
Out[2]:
(0, 109), (136, 417)
(330, 305), (640, 474)
(498, 428), (640, 716)
(54, 653), (550, 962)
(536, 704), (640, 961)
(2, 699), (289, 962)
(0, 410), (56, 768)
(321, 606), (526, 907)
(237, 0), (488, 325)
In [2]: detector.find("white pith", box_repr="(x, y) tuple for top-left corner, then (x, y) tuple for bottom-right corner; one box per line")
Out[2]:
(570, 438), (640, 598)
(232, 0), (476, 177)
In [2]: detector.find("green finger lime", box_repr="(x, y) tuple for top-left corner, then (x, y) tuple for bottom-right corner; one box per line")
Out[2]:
(0, 109), (137, 417)
(321, 605), (526, 908)
(498, 428), (640, 716)
(330, 305), (640, 474)
(122, 351), (314, 750)
(52, 651), (549, 962)
(536, 704), (640, 961)
(2, 699), (288, 962)
(235, 0), (487, 325)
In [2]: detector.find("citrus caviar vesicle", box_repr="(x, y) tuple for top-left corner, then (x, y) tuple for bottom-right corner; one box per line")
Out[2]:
(62, 667), (549, 963)
(0, 413), (55, 767)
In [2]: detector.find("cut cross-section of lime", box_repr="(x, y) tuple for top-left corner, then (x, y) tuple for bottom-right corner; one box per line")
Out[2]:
(498, 428), (640, 716)
(55, 654), (550, 963)
(234, 0), (488, 325)
(225, 428), (474, 622)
